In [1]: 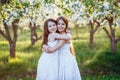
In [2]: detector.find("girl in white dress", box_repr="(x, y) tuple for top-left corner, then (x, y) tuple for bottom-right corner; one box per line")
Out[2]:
(36, 18), (71, 80)
(43, 16), (81, 80)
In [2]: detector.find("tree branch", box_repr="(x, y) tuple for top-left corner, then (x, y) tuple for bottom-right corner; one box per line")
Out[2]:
(12, 19), (20, 43)
(3, 20), (12, 42)
(7, 14), (14, 21)
(0, 28), (8, 40)
(103, 27), (112, 41)
(89, 20), (94, 33)
(0, 11), (5, 19)
(37, 35), (42, 40)
(93, 20), (100, 34)
(106, 16), (113, 31)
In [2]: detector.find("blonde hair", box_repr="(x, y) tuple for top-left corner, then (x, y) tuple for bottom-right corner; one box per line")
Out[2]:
(70, 41), (76, 57)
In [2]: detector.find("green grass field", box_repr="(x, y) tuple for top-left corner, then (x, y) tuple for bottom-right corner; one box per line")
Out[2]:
(0, 27), (120, 80)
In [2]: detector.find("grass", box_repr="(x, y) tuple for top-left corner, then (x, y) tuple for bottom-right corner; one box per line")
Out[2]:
(0, 40), (41, 80)
(83, 75), (120, 80)
(0, 27), (120, 80)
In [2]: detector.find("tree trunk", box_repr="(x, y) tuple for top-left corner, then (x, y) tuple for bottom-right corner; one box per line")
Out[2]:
(90, 31), (94, 45)
(31, 34), (35, 46)
(111, 40), (117, 52)
(110, 30), (117, 52)
(29, 18), (41, 46)
(108, 17), (117, 52)
(29, 21), (37, 46)
(10, 19), (19, 58)
(9, 42), (16, 58)
(90, 31), (94, 47)
(89, 21), (94, 47)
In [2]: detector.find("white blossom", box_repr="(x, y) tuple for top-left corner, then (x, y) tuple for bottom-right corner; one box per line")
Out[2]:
(117, 17), (120, 27)
(97, 12), (104, 16)
(93, 11), (97, 17)
(103, 10), (110, 17)
(103, 2), (109, 10)
(118, 3), (120, 7)
(100, 22), (104, 26)
(12, 12), (18, 17)
(26, 8), (29, 13)
(55, 0), (59, 5)
(88, 16), (93, 21)
(20, 0), (25, 2)
(3, 19), (7, 23)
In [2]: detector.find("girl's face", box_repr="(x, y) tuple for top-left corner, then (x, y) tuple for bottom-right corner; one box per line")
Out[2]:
(57, 19), (66, 33)
(48, 21), (57, 33)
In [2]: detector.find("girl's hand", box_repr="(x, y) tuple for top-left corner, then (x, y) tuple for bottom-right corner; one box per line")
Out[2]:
(42, 47), (49, 53)
(43, 45), (49, 49)
(42, 45), (49, 53)
(48, 47), (54, 53)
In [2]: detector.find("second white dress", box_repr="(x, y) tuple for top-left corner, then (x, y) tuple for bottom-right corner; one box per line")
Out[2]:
(58, 44), (81, 80)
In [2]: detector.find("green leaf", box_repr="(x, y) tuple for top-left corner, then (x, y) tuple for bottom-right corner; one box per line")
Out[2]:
(16, 2), (22, 9)
(109, 4), (114, 10)
(33, 2), (40, 8)
(46, 13), (49, 16)
(65, 0), (69, 4)
(44, 0), (55, 4)
(58, 13), (61, 16)
(23, 2), (30, 7)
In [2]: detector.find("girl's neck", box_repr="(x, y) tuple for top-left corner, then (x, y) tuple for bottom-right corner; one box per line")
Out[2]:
(49, 32), (55, 34)
(60, 31), (66, 34)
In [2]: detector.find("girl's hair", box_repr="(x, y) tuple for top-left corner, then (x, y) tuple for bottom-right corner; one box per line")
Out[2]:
(41, 18), (57, 47)
(70, 42), (75, 57)
(56, 16), (68, 33)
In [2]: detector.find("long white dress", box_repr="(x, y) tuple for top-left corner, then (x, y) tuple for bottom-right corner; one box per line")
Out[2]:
(58, 44), (81, 80)
(36, 40), (59, 80)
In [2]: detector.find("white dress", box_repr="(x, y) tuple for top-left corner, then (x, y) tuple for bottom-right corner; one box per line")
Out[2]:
(36, 40), (59, 80)
(58, 44), (81, 80)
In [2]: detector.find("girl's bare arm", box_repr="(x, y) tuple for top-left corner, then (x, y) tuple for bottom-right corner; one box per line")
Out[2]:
(42, 33), (71, 53)
(42, 40), (65, 53)
(53, 33), (71, 40)
(48, 40), (65, 53)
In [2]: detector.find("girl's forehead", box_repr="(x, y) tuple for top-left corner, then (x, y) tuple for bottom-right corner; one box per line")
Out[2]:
(58, 19), (64, 22)
(48, 21), (56, 24)
(58, 19), (63, 21)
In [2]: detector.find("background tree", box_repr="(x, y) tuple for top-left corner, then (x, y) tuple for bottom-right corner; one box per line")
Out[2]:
(81, 0), (105, 48)
(99, 0), (120, 52)
(19, 0), (42, 46)
(0, 0), (23, 58)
